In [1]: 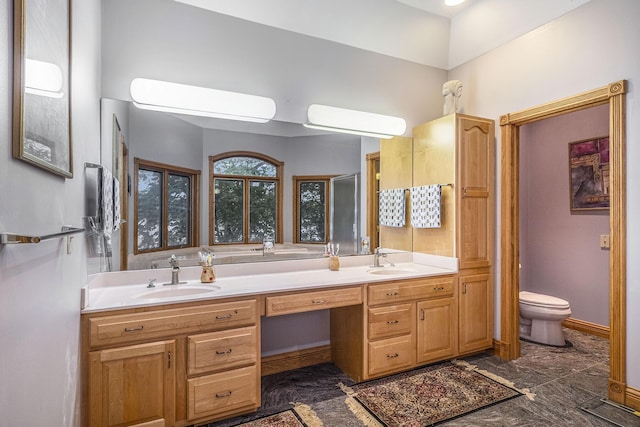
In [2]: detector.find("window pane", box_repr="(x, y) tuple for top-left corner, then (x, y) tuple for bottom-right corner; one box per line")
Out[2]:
(214, 156), (277, 177)
(137, 169), (163, 251)
(299, 181), (326, 242)
(249, 181), (276, 242)
(214, 178), (244, 243)
(168, 174), (191, 247)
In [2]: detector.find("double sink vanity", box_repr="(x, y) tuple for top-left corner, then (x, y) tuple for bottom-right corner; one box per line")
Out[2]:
(80, 251), (493, 427)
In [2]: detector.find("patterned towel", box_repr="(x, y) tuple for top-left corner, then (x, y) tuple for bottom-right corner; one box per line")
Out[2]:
(410, 185), (442, 228)
(100, 168), (114, 236)
(379, 188), (406, 227)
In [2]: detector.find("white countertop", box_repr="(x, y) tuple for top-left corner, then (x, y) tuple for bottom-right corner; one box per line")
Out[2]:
(82, 252), (458, 313)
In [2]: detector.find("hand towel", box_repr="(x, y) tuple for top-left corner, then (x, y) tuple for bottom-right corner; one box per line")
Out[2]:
(379, 188), (406, 227)
(410, 184), (442, 228)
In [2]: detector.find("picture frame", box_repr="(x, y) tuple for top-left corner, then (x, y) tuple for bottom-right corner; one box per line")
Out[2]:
(12, 0), (72, 178)
(568, 136), (609, 211)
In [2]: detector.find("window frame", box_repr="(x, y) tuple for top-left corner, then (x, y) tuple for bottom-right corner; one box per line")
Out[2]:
(209, 151), (283, 245)
(292, 175), (336, 244)
(133, 158), (201, 254)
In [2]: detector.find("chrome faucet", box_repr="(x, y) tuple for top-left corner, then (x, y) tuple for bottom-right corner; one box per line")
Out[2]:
(164, 255), (186, 285)
(372, 247), (395, 268)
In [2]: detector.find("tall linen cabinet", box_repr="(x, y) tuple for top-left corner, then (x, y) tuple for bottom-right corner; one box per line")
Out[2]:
(413, 113), (495, 355)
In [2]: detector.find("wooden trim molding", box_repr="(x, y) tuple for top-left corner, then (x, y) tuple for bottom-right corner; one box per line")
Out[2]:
(562, 318), (609, 339)
(261, 345), (332, 376)
(492, 339), (509, 360)
(626, 386), (640, 412)
(499, 80), (627, 405)
(366, 152), (380, 251)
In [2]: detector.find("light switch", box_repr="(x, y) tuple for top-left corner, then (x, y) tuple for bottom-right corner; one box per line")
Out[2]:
(600, 234), (610, 249)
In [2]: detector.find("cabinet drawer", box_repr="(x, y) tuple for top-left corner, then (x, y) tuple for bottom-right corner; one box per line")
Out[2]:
(368, 304), (413, 340)
(188, 326), (257, 375)
(368, 276), (455, 306)
(89, 299), (257, 348)
(265, 286), (362, 316)
(187, 365), (258, 421)
(368, 335), (412, 377)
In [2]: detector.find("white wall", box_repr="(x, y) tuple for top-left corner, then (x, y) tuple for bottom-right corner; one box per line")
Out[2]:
(0, 1), (101, 426)
(520, 105), (609, 326)
(448, 0), (640, 388)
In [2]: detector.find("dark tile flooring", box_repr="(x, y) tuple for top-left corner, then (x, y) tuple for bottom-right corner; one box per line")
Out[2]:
(204, 329), (640, 426)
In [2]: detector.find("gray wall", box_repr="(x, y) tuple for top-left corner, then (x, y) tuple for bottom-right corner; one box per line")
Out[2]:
(100, 0), (446, 132)
(0, 0), (101, 425)
(520, 104), (609, 326)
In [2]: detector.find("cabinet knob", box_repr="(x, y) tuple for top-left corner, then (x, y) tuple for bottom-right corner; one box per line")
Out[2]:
(215, 349), (233, 355)
(386, 353), (399, 359)
(386, 291), (399, 297)
(312, 299), (326, 304)
(386, 320), (399, 325)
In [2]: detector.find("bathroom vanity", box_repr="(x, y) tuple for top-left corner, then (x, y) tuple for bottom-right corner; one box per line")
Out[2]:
(80, 253), (493, 427)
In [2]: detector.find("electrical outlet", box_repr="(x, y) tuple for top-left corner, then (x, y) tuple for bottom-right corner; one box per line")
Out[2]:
(600, 234), (610, 249)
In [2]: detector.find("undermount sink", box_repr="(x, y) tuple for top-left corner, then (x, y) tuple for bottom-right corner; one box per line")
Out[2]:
(367, 268), (417, 276)
(135, 284), (221, 299)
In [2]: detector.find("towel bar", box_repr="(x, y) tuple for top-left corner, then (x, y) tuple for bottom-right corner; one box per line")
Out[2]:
(0, 226), (85, 245)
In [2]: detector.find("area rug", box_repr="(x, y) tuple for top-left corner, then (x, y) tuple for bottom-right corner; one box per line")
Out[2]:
(232, 409), (306, 427)
(342, 361), (523, 427)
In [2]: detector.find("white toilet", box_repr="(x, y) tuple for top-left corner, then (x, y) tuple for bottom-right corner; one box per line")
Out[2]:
(519, 291), (572, 346)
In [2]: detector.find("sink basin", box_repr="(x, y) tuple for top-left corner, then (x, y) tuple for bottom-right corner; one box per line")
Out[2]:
(367, 268), (417, 276)
(135, 285), (221, 299)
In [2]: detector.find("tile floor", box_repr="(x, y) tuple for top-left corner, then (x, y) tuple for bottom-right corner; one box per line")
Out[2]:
(205, 329), (640, 426)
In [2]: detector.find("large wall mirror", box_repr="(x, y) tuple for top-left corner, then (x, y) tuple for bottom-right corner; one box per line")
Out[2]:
(12, 0), (72, 177)
(98, 99), (379, 271)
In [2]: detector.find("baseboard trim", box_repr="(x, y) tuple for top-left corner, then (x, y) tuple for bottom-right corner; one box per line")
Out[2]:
(492, 339), (509, 359)
(261, 345), (332, 376)
(562, 318), (609, 339)
(626, 385), (640, 412)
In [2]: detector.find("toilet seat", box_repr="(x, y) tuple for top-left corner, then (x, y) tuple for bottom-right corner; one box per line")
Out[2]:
(519, 291), (570, 309)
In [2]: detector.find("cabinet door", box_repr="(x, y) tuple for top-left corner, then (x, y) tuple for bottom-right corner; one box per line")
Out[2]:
(416, 297), (457, 363)
(459, 272), (493, 354)
(89, 340), (175, 427)
(457, 115), (494, 270)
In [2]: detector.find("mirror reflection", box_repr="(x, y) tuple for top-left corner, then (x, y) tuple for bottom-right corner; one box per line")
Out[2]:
(99, 98), (380, 271)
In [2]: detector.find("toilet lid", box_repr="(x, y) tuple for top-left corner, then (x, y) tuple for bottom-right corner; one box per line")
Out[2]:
(520, 291), (570, 308)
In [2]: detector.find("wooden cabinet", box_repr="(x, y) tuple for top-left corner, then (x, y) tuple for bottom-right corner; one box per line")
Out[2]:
(416, 297), (457, 364)
(89, 340), (176, 427)
(332, 275), (457, 382)
(412, 113), (494, 270)
(83, 299), (259, 427)
(458, 270), (493, 354)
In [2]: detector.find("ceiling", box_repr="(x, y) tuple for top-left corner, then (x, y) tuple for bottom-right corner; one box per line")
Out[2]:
(173, 0), (591, 70)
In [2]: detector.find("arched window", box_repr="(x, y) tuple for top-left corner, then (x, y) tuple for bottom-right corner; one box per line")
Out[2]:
(209, 152), (283, 244)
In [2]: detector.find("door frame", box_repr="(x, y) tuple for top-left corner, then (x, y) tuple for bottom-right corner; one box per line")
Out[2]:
(499, 80), (627, 404)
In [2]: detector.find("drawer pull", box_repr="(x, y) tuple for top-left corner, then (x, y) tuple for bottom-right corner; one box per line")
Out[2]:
(386, 320), (399, 325)
(215, 391), (233, 398)
(215, 314), (233, 320)
(123, 326), (144, 332)
(433, 286), (445, 291)
(386, 353), (399, 359)
(385, 292), (399, 297)
(215, 349), (233, 355)
(312, 299), (326, 304)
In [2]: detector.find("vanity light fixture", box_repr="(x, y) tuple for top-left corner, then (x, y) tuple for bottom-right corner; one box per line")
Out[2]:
(304, 104), (406, 139)
(444, 0), (465, 6)
(129, 78), (276, 123)
(25, 58), (64, 98)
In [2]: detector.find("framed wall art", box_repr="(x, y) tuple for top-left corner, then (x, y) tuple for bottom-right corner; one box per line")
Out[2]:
(568, 136), (609, 211)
